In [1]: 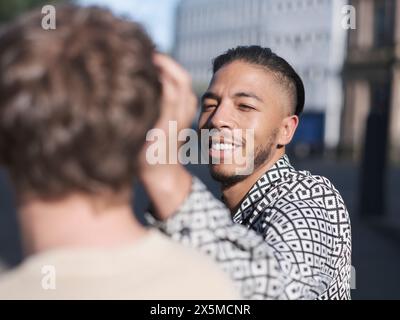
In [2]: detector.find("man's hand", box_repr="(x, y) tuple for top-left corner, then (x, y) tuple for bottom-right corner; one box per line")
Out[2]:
(152, 53), (197, 134)
(138, 54), (197, 220)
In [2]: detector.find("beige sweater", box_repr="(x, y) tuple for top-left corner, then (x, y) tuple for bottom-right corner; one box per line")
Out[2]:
(0, 230), (238, 300)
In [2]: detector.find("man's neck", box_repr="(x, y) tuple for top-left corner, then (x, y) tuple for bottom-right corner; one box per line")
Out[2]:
(222, 150), (285, 213)
(18, 193), (147, 256)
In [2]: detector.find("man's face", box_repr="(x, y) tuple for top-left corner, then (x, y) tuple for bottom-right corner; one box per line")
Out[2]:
(199, 60), (293, 184)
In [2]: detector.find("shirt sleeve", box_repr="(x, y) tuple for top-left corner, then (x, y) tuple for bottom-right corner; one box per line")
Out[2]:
(145, 176), (342, 299)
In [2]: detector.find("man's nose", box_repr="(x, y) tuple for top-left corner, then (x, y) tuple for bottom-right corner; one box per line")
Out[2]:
(209, 102), (234, 129)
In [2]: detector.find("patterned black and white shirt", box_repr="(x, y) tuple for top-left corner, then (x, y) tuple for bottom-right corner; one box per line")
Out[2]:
(147, 155), (352, 299)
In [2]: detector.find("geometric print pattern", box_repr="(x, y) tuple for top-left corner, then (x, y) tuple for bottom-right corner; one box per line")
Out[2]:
(147, 155), (351, 300)
(233, 155), (352, 299)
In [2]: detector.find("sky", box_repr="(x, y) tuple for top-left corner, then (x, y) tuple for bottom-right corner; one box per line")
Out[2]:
(79, 0), (181, 53)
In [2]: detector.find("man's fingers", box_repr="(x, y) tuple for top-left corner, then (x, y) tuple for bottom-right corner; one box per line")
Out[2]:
(153, 53), (192, 88)
(153, 53), (198, 129)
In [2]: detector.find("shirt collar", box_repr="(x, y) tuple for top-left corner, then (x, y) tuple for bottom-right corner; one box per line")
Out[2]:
(232, 154), (295, 224)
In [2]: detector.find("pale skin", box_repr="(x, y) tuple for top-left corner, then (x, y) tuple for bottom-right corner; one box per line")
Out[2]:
(141, 59), (299, 218)
(19, 191), (148, 256)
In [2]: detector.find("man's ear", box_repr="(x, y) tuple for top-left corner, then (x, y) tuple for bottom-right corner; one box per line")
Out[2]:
(277, 115), (299, 146)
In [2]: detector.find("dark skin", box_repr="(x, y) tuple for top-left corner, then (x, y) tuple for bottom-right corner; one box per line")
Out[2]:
(199, 60), (299, 211)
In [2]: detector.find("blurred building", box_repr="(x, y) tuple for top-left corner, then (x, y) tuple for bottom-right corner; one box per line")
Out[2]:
(173, 0), (348, 152)
(342, 0), (400, 163)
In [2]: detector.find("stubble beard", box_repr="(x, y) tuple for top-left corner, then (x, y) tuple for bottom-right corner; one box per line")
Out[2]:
(210, 129), (279, 188)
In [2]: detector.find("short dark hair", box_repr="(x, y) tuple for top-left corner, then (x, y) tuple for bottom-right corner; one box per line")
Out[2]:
(0, 5), (161, 199)
(212, 46), (305, 116)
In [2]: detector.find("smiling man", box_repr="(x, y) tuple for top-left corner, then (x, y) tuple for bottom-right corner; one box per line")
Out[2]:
(144, 46), (352, 300)
(201, 50), (301, 205)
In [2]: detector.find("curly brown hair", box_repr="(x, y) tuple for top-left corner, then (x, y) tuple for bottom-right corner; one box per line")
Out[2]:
(0, 5), (161, 199)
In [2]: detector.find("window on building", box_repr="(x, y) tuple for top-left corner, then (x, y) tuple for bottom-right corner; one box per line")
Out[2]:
(373, 0), (395, 48)
(297, 0), (304, 9)
(294, 35), (301, 48)
(370, 80), (391, 114)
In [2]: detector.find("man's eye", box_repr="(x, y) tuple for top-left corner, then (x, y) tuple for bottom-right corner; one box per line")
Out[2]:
(202, 104), (217, 110)
(238, 104), (255, 111)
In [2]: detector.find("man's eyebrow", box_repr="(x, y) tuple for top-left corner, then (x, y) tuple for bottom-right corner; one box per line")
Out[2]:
(201, 91), (220, 103)
(234, 92), (264, 103)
